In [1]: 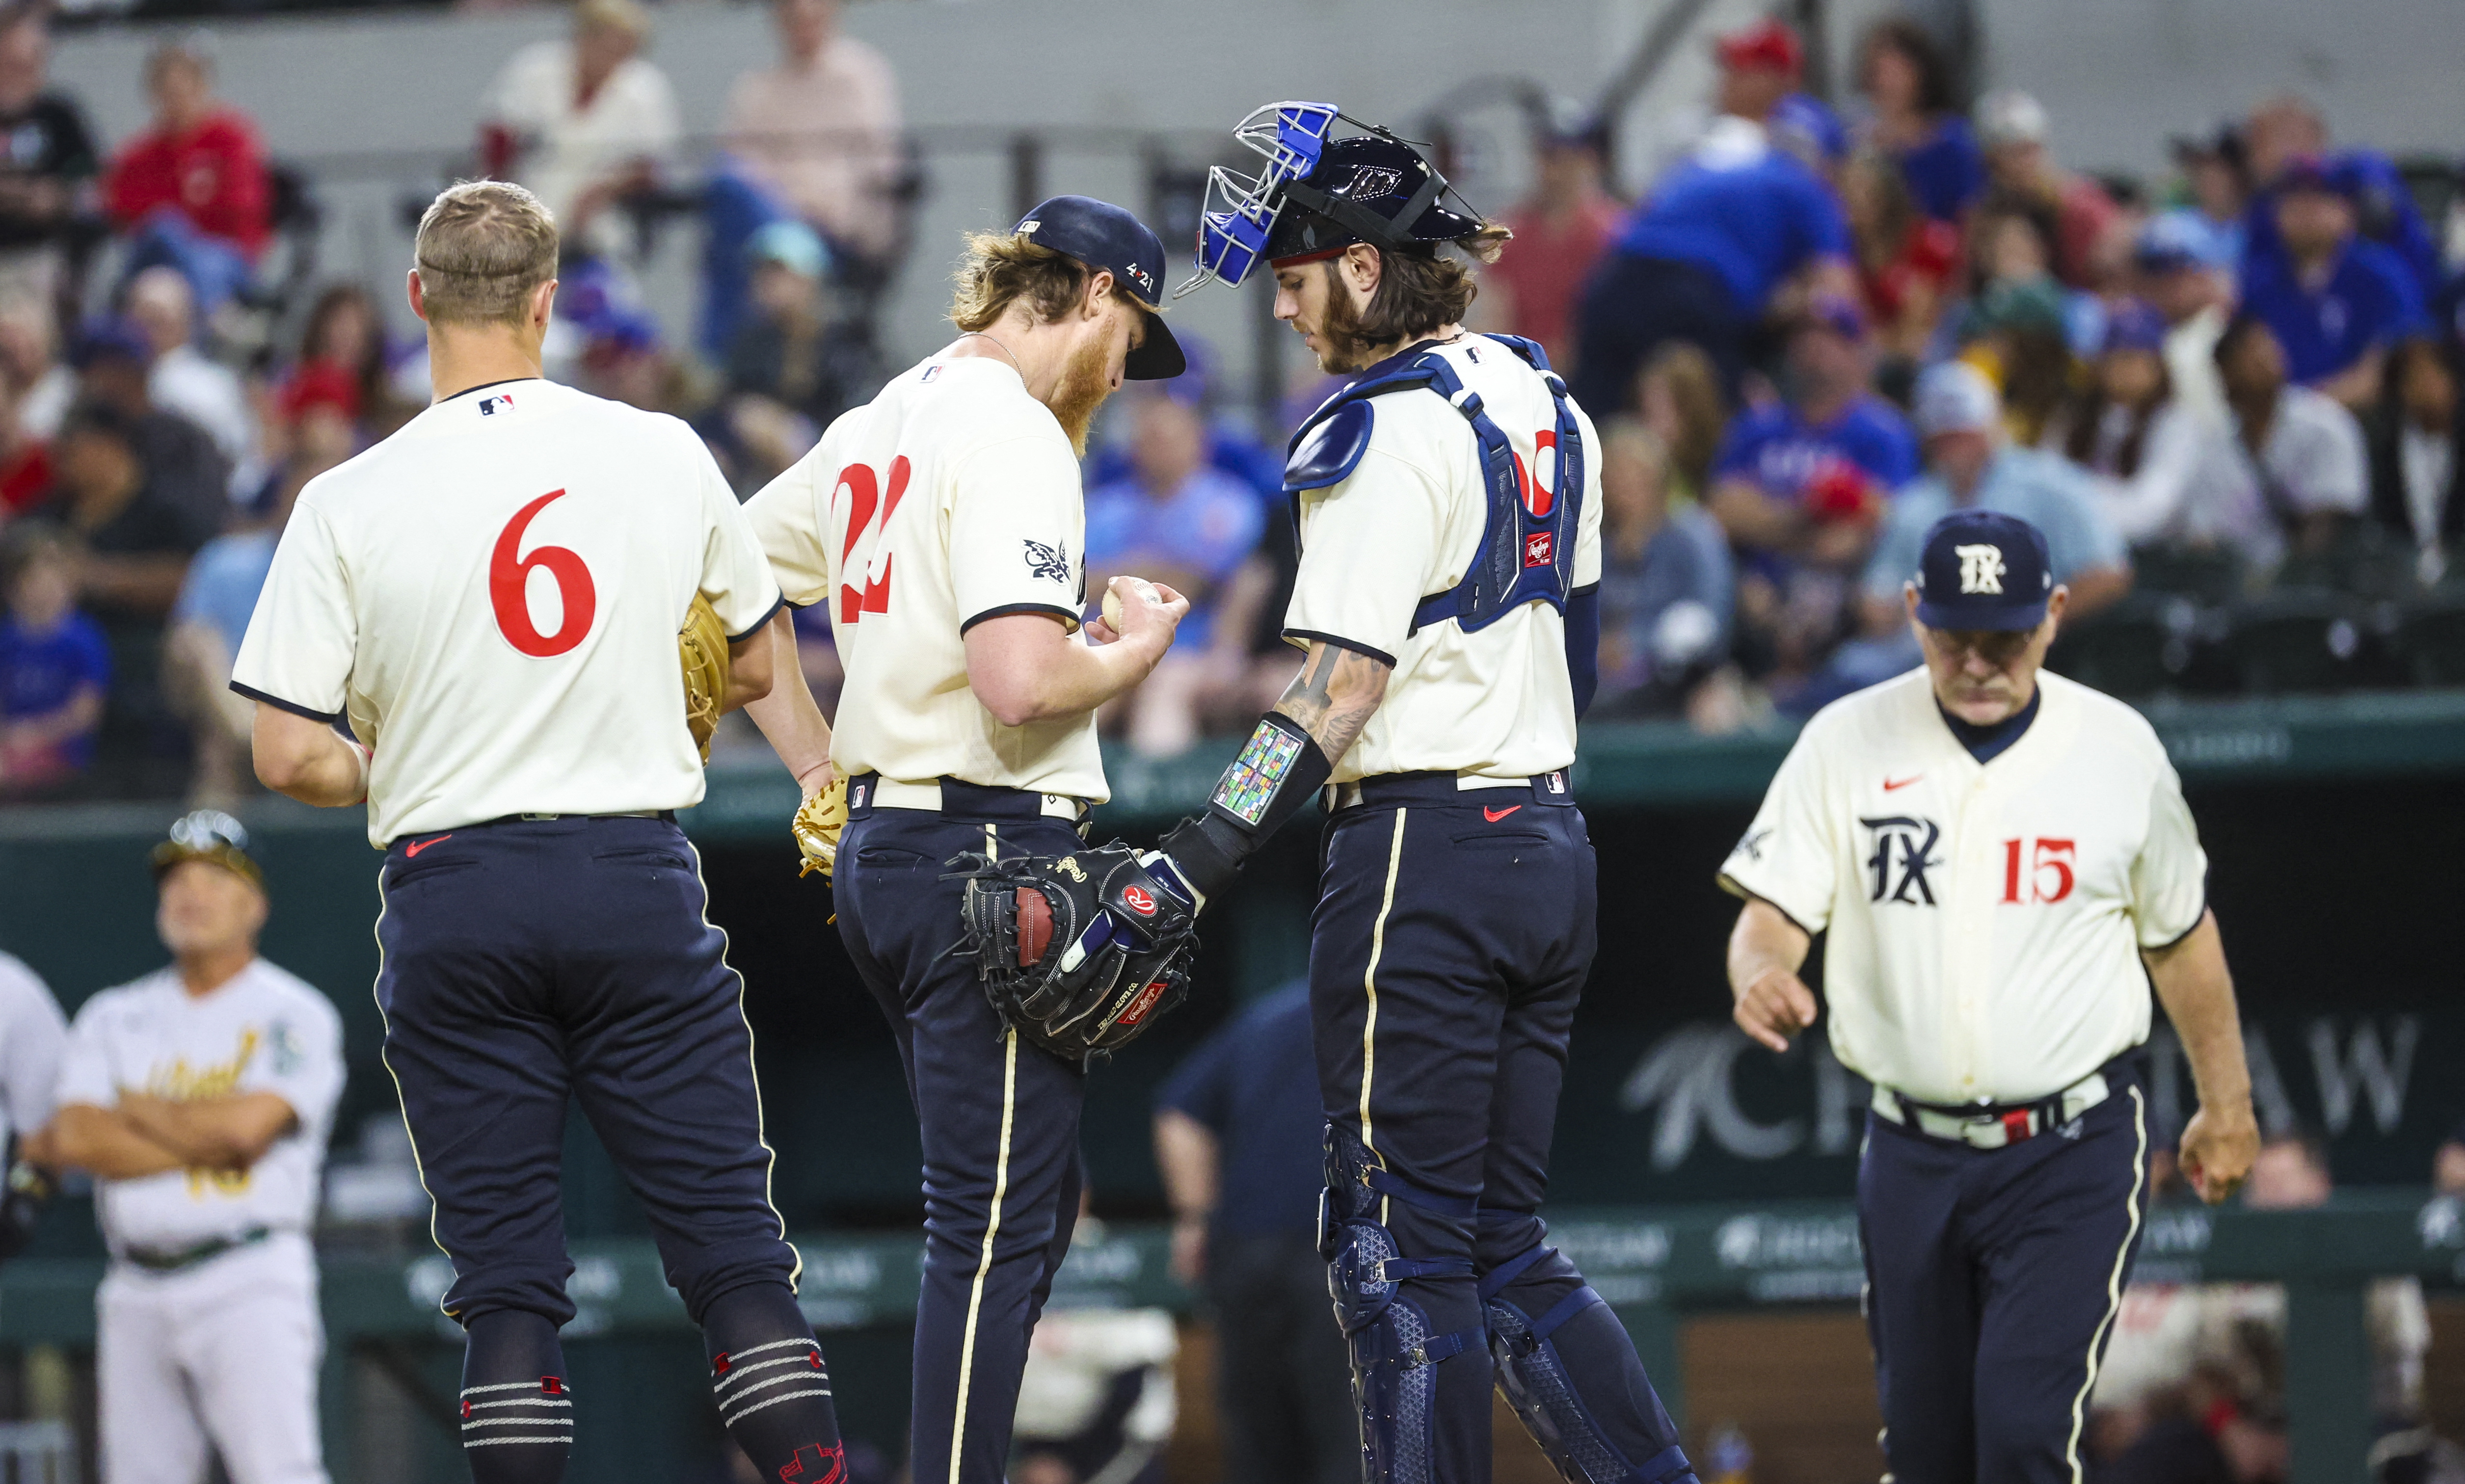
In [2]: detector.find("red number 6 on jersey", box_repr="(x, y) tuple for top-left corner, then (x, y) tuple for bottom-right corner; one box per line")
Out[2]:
(490, 489), (597, 657)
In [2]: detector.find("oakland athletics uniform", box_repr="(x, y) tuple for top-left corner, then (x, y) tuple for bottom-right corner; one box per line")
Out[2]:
(0, 954), (67, 1158)
(232, 372), (844, 1482)
(58, 960), (343, 1484)
(1719, 512), (2211, 1484)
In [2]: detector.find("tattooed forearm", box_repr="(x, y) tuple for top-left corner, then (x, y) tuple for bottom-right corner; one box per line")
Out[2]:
(1273, 640), (1391, 761)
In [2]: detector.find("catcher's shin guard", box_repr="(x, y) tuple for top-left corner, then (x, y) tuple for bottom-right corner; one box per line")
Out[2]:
(1321, 1125), (1484, 1484)
(1478, 1220), (1697, 1484)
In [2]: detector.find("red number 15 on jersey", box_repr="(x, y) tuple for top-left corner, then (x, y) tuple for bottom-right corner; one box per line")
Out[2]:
(835, 455), (909, 625)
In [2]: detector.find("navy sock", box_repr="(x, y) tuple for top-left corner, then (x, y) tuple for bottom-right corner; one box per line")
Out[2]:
(459, 1309), (573, 1484)
(703, 1282), (845, 1483)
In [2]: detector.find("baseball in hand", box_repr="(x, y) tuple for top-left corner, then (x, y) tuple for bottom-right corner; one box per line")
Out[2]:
(1102, 579), (1159, 632)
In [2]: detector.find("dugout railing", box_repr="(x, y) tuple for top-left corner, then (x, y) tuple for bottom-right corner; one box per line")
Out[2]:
(0, 1192), (2455, 1484)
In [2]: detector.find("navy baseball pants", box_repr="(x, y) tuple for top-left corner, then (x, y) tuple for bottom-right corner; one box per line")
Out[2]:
(1312, 775), (1691, 1484)
(831, 786), (1088, 1484)
(1858, 1061), (2151, 1484)
(374, 816), (800, 1327)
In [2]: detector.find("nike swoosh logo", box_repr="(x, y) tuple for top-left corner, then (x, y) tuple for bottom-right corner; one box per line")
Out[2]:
(1483, 805), (1523, 822)
(403, 834), (454, 858)
(1882, 775), (1922, 792)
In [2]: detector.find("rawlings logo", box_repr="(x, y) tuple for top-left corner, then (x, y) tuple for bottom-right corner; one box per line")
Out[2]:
(1121, 885), (1156, 917)
(1524, 531), (1554, 567)
(1116, 978), (1171, 1026)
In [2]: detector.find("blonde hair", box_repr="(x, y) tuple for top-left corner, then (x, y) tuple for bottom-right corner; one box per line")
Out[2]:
(413, 180), (560, 329)
(948, 231), (1141, 334)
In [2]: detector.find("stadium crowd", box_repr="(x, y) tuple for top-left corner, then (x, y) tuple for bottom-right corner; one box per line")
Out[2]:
(0, 3), (2463, 802)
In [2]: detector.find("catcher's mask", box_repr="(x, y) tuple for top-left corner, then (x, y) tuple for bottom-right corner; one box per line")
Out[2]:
(1176, 102), (1488, 297)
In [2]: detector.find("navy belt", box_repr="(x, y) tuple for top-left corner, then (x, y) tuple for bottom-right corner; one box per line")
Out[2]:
(845, 774), (1091, 824)
(1330, 768), (1575, 812)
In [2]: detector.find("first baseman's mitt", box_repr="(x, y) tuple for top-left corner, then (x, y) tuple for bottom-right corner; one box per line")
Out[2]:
(679, 594), (729, 762)
(950, 843), (1199, 1061)
(793, 776), (849, 882)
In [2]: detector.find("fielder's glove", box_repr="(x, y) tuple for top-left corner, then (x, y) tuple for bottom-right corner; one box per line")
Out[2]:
(792, 775), (849, 882)
(950, 843), (1200, 1061)
(679, 593), (730, 763)
(0, 1139), (53, 1264)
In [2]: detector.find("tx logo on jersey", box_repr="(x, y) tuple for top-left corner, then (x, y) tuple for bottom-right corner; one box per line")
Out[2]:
(1860, 815), (1943, 905)
(478, 393), (514, 416)
(1955, 543), (2006, 595)
(1023, 537), (1072, 583)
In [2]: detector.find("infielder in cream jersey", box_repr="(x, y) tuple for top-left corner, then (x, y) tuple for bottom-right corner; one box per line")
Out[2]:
(232, 182), (848, 1484)
(35, 813), (342, 1484)
(1719, 509), (2260, 1484)
(1156, 104), (1695, 1484)
(741, 196), (1190, 1484)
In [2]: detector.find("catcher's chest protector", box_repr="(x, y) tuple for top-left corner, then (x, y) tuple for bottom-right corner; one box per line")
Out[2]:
(1282, 333), (1586, 639)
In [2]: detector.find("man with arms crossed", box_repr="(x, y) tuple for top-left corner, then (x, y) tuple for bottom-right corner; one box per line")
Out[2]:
(235, 181), (846, 1484)
(1719, 509), (2260, 1484)
(38, 812), (342, 1484)
(741, 195), (1189, 1484)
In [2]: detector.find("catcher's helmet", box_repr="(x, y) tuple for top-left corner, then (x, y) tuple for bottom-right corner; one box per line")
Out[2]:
(1178, 102), (1488, 296)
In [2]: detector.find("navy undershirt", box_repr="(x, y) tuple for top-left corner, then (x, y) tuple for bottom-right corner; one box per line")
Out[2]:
(1937, 687), (2041, 765)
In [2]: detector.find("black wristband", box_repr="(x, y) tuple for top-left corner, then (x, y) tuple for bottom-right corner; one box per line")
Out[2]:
(1158, 712), (1336, 901)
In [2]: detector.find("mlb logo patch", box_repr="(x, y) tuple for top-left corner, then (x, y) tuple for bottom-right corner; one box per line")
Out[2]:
(922, 365), (941, 382)
(851, 783), (869, 809)
(1523, 531), (1554, 567)
(479, 393), (514, 416)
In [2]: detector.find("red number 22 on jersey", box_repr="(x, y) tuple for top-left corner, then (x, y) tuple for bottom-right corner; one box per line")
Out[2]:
(835, 455), (909, 625)
(490, 489), (597, 657)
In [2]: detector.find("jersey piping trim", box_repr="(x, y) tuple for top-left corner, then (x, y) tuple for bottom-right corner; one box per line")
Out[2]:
(2142, 892), (2209, 954)
(959, 602), (1080, 636)
(2064, 1085), (2146, 1483)
(436, 376), (543, 404)
(1569, 581), (1600, 597)
(229, 681), (341, 726)
(1714, 875), (1821, 939)
(1282, 629), (1399, 669)
(725, 592), (789, 645)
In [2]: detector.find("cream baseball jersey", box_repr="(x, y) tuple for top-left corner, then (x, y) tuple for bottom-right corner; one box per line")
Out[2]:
(231, 379), (782, 847)
(745, 354), (1106, 800)
(1283, 334), (1603, 784)
(1718, 668), (2208, 1105)
(55, 961), (344, 1253)
(0, 953), (65, 1152)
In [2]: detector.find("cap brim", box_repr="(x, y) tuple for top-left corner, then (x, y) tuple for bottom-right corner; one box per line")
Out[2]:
(1124, 307), (1186, 381)
(1915, 599), (2047, 633)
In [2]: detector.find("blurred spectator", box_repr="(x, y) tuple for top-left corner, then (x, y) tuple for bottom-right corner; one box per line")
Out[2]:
(2364, 338), (2463, 588)
(1863, 362), (2130, 629)
(1853, 18), (1983, 224)
(1842, 149), (1961, 368)
(2242, 96), (2441, 300)
(1634, 341), (1728, 504)
(103, 35), (268, 318)
(124, 265), (249, 466)
(1490, 113), (1620, 371)
(0, 520), (105, 794)
(720, 0), (902, 265)
(0, 287), (65, 444)
(1974, 89), (2120, 291)
(2046, 301), (2223, 560)
(2238, 156), (2424, 410)
(1707, 295), (1915, 575)
(723, 220), (870, 431)
(1592, 419), (1733, 720)
(2137, 214), (2236, 434)
(482, 0), (678, 262)
(1955, 193), (2081, 445)
(1154, 982), (1356, 1484)
(2437, 1120), (2465, 1194)
(0, 4), (96, 309)
(69, 317), (231, 538)
(289, 282), (409, 441)
(165, 379), (350, 804)
(2213, 313), (2369, 571)
(2153, 126), (2251, 276)
(1571, 18), (1854, 412)
(1085, 390), (1266, 757)
(1011, 1277), (1176, 1484)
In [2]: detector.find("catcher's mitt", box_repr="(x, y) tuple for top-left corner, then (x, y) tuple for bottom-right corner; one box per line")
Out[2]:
(679, 593), (730, 762)
(951, 843), (1199, 1061)
(793, 776), (848, 881)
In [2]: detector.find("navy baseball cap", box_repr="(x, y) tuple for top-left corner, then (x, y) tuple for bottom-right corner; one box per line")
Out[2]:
(1014, 195), (1186, 380)
(1912, 509), (2055, 632)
